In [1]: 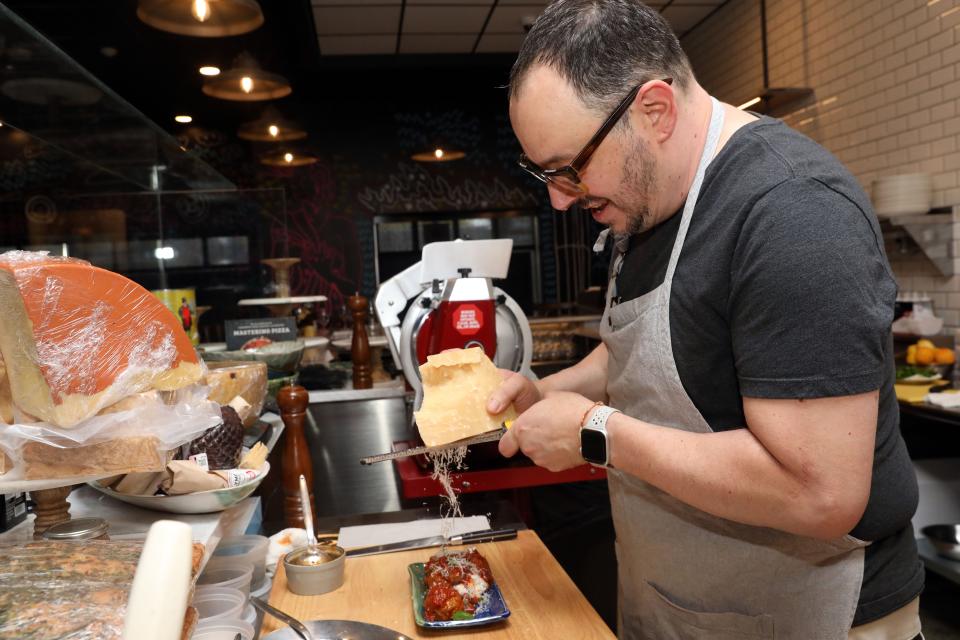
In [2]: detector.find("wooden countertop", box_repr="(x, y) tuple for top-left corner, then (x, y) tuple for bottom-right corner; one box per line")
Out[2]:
(264, 529), (614, 639)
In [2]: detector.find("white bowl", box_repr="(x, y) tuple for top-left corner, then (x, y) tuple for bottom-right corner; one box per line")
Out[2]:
(86, 462), (269, 514)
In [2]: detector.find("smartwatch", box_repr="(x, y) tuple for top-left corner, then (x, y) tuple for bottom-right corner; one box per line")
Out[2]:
(580, 405), (620, 468)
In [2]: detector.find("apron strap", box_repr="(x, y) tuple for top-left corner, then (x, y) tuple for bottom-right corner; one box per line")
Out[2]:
(663, 97), (725, 288)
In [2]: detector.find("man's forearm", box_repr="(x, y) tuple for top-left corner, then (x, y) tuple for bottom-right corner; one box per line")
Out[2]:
(605, 412), (870, 540)
(537, 343), (609, 401)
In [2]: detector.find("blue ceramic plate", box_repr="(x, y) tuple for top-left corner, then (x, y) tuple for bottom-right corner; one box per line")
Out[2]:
(408, 562), (511, 629)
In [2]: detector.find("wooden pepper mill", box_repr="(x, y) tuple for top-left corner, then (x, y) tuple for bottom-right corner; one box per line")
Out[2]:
(30, 485), (72, 538)
(278, 384), (317, 529)
(348, 292), (372, 390)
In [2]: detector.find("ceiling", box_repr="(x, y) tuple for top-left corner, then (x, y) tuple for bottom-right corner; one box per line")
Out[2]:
(0, 0), (730, 141)
(312, 0), (728, 56)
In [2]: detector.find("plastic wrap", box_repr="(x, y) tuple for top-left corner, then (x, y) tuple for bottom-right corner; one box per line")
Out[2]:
(0, 385), (221, 488)
(0, 540), (203, 640)
(0, 251), (202, 428)
(0, 250), (217, 489)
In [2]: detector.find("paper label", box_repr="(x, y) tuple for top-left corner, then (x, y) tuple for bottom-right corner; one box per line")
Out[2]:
(189, 452), (209, 471)
(452, 304), (482, 336)
(221, 469), (259, 487)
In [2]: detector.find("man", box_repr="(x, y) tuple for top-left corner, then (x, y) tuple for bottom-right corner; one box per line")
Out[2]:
(489, 1), (923, 638)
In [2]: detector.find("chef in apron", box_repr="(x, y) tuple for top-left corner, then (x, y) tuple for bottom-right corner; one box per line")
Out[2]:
(490, 2), (923, 639)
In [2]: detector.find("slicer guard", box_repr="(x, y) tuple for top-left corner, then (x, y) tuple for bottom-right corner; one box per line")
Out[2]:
(374, 239), (534, 413)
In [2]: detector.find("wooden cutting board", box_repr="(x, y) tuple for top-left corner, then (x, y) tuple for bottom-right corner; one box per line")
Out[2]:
(263, 529), (614, 639)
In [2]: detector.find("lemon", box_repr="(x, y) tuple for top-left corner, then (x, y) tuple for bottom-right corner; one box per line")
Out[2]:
(916, 347), (936, 365)
(917, 339), (936, 350)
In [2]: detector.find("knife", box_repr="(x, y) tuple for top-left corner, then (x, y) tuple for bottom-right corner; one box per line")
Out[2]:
(345, 527), (518, 557)
(359, 426), (507, 465)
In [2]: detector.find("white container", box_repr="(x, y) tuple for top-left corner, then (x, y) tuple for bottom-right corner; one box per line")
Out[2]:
(872, 173), (932, 217)
(192, 586), (246, 622)
(249, 575), (271, 634)
(198, 564), (254, 596)
(192, 618), (256, 640)
(242, 603), (257, 627)
(250, 575), (272, 600)
(209, 535), (269, 586)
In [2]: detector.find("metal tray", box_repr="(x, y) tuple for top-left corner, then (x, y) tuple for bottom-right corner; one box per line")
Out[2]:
(922, 524), (960, 561)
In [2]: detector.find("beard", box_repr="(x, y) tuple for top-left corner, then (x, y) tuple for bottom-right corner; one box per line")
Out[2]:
(619, 137), (657, 235)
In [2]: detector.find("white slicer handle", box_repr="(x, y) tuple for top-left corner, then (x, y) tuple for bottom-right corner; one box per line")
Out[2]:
(123, 520), (193, 640)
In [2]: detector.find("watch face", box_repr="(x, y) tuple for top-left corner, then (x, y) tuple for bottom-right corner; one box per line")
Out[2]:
(581, 428), (607, 464)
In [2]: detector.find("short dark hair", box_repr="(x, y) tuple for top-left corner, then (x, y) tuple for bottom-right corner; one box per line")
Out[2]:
(509, 0), (694, 113)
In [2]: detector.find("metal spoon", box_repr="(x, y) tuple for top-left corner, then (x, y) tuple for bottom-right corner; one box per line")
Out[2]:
(250, 597), (314, 640)
(296, 474), (327, 565)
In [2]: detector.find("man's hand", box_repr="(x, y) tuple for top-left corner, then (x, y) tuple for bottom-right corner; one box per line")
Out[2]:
(486, 369), (542, 415)
(497, 391), (597, 472)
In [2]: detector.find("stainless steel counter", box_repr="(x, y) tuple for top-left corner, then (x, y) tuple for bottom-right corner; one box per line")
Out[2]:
(307, 396), (415, 518)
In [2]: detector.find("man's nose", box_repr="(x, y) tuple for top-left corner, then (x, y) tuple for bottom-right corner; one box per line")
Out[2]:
(547, 184), (580, 211)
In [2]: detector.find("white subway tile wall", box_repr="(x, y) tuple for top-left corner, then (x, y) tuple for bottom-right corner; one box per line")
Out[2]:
(683, 0), (960, 332)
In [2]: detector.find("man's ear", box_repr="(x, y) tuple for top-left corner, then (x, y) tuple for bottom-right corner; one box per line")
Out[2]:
(637, 80), (677, 143)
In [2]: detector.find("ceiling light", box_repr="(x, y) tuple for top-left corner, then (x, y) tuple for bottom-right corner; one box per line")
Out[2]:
(411, 146), (466, 163)
(737, 96), (762, 110)
(154, 246), (175, 260)
(260, 149), (317, 167)
(199, 65), (220, 76)
(174, 114), (192, 123)
(137, 0), (263, 38)
(238, 106), (306, 141)
(203, 53), (291, 102)
(191, 0), (209, 22)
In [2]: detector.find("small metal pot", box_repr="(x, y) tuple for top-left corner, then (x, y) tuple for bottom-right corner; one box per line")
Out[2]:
(283, 544), (345, 596)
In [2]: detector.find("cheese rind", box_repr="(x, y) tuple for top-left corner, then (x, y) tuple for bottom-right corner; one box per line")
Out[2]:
(0, 252), (201, 427)
(414, 347), (517, 447)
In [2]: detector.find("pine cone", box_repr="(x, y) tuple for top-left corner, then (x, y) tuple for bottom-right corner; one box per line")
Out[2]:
(189, 405), (244, 470)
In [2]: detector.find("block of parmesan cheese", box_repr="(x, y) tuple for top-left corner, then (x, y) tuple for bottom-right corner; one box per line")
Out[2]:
(414, 347), (517, 447)
(0, 355), (12, 425)
(0, 252), (202, 428)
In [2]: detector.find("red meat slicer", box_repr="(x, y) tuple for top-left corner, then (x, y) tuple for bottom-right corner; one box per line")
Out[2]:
(374, 238), (534, 412)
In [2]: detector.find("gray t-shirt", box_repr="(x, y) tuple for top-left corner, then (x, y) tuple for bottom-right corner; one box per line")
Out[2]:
(614, 116), (922, 626)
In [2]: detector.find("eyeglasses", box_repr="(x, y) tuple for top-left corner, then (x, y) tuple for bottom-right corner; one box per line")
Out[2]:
(518, 77), (673, 194)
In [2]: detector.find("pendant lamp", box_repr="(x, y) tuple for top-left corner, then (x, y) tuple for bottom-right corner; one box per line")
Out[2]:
(138, 0), (264, 38)
(238, 106), (306, 141)
(736, 0), (812, 115)
(411, 146), (466, 162)
(260, 149), (317, 167)
(202, 52), (291, 102)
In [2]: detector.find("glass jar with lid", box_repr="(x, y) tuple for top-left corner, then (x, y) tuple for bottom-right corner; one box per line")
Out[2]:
(42, 517), (110, 541)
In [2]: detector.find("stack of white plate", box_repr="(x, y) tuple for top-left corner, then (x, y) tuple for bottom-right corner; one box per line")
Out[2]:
(872, 173), (932, 218)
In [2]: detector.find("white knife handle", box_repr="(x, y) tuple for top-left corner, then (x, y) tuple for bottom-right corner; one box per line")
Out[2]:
(123, 520), (193, 640)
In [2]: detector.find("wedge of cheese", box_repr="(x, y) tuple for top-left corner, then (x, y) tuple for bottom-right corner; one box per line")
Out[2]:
(0, 355), (13, 425)
(414, 347), (517, 447)
(0, 252), (202, 428)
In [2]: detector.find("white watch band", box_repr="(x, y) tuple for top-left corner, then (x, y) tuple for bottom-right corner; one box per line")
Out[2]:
(585, 405), (620, 432)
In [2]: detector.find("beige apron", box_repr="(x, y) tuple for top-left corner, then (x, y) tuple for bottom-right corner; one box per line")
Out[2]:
(598, 98), (867, 639)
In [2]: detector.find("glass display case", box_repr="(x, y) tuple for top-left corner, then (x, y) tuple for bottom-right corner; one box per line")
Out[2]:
(0, 4), (290, 342)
